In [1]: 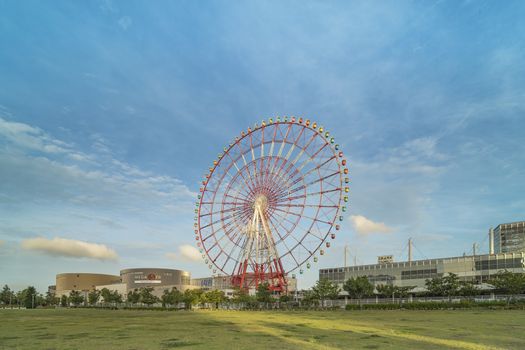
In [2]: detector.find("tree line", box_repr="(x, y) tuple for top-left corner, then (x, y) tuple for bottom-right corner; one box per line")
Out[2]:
(0, 282), (283, 310)
(2, 270), (524, 309)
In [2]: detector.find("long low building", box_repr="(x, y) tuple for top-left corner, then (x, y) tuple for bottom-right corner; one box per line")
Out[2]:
(319, 251), (525, 291)
(191, 275), (298, 296)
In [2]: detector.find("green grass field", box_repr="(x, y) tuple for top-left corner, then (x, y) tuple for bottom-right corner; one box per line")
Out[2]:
(0, 308), (523, 350)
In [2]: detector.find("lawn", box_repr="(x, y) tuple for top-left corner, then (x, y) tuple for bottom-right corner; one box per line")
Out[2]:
(0, 308), (523, 350)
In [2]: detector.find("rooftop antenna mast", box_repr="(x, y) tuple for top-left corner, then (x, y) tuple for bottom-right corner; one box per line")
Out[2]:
(344, 244), (349, 268)
(408, 237), (413, 263)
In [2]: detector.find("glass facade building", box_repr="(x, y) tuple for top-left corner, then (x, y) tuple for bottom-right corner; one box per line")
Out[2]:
(319, 252), (525, 291)
(494, 221), (525, 253)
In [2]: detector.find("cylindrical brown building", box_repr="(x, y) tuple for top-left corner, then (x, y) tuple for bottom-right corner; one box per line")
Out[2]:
(55, 273), (121, 296)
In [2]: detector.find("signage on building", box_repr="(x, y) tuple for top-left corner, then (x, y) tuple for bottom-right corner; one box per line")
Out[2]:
(135, 273), (162, 284)
(378, 255), (394, 264)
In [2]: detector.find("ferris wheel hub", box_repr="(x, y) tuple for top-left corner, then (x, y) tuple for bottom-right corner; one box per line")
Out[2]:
(254, 194), (268, 211)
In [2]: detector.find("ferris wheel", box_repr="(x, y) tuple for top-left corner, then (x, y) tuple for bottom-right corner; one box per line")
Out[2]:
(194, 116), (349, 291)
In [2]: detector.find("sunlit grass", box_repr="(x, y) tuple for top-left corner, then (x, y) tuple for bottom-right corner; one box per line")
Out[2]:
(0, 308), (523, 349)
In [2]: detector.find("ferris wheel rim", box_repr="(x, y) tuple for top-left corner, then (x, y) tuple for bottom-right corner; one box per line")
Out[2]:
(195, 118), (348, 276)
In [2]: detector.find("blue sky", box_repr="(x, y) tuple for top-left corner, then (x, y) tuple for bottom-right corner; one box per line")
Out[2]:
(0, 0), (524, 292)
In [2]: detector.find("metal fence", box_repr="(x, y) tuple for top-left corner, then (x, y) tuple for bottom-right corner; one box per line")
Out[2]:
(323, 294), (525, 307)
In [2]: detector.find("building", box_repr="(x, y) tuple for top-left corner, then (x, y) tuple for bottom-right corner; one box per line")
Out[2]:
(55, 267), (298, 299)
(319, 252), (525, 291)
(191, 275), (298, 295)
(120, 268), (191, 290)
(95, 283), (127, 296)
(492, 221), (525, 254)
(55, 273), (121, 297)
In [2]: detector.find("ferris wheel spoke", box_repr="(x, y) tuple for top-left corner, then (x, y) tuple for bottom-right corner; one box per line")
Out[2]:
(275, 203), (338, 209)
(225, 147), (256, 194)
(279, 187), (341, 203)
(270, 207), (323, 241)
(297, 142), (329, 172)
(200, 206), (238, 218)
(272, 206), (333, 227)
(224, 193), (251, 204)
(283, 125), (306, 162)
(286, 170), (339, 196)
(290, 131), (317, 166)
(268, 219), (301, 268)
(269, 209), (308, 251)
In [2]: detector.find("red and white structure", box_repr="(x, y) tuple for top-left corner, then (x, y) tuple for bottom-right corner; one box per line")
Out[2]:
(194, 117), (349, 292)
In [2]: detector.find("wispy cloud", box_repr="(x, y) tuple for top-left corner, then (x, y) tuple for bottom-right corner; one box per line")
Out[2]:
(0, 117), (195, 212)
(165, 244), (201, 262)
(350, 215), (393, 235)
(21, 237), (118, 261)
(0, 117), (69, 154)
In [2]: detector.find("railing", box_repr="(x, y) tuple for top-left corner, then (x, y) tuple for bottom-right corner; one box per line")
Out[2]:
(8, 294), (525, 310)
(328, 294), (525, 306)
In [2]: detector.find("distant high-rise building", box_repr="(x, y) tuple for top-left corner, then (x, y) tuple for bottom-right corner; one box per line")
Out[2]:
(493, 221), (525, 253)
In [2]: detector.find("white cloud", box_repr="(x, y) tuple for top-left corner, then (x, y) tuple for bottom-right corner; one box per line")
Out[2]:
(0, 117), (68, 154)
(21, 237), (118, 261)
(165, 244), (201, 262)
(0, 118), (196, 212)
(350, 215), (393, 235)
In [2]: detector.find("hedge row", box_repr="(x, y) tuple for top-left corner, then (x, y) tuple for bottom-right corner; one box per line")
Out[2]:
(345, 300), (525, 310)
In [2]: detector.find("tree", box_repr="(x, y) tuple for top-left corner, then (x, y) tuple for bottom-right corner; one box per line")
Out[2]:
(15, 291), (23, 308)
(127, 289), (141, 305)
(301, 290), (319, 308)
(279, 294), (291, 303)
(88, 290), (100, 306)
(489, 270), (525, 303)
(376, 284), (396, 299)
(0, 285), (14, 307)
(397, 286), (415, 299)
(111, 290), (123, 304)
(442, 273), (460, 300)
(256, 283), (273, 304)
(232, 287), (252, 304)
(44, 291), (58, 307)
(140, 287), (158, 306)
(343, 276), (373, 306)
(69, 290), (84, 307)
(204, 290), (226, 309)
(161, 287), (183, 308)
(100, 288), (113, 304)
(21, 286), (38, 309)
(60, 294), (68, 307)
(425, 273), (460, 300)
(459, 281), (478, 300)
(182, 289), (203, 309)
(425, 277), (445, 296)
(312, 279), (340, 308)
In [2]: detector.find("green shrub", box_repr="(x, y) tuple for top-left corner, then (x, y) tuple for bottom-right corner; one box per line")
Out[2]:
(345, 300), (525, 311)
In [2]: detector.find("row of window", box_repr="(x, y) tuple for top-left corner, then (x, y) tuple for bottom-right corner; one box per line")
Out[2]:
(401, 268), (438, 280)
(475, 258), (524, 270)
